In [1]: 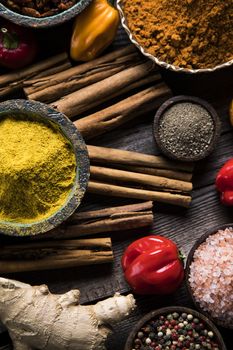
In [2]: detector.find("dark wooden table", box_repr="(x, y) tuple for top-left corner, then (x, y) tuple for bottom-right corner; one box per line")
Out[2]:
(0, 25), (232, 350)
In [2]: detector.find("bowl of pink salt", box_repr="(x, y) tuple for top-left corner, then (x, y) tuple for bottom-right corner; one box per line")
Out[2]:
(186, 224), (233, 329)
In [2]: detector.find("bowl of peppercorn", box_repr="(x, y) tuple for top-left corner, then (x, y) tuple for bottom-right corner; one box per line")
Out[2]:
(0, 0), (92, 28)
(153, 96), (221, 162)
(124, 306), (227, 350)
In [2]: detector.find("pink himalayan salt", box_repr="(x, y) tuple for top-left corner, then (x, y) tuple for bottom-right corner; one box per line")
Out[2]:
(189, 227), (233, 328)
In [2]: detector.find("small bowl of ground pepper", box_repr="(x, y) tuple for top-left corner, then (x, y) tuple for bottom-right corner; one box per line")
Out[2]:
(0, 99), (89, 236)
(153, 96), (221, 162)
(0, 0), (92, 28)
(117, 0), (233, 73)
(186, 224), (233, 329)
(125, 306), (227, 350)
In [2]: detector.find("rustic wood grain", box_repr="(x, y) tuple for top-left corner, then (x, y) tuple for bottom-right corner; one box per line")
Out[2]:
(0, 26), (232, 349)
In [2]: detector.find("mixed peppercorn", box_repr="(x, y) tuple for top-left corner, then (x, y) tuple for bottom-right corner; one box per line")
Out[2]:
(132, 312), (220, 350)
(2, 0), (77, 17)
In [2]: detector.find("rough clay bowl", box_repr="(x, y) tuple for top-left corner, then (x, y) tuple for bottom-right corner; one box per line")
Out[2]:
(153, 95), (221, 162)
(0, 99), (89, 237)
(0, 0), (92, 28)
(124, 306), (227, 350)
(186, 223), (233, 329)
(117, 0), (233, 74)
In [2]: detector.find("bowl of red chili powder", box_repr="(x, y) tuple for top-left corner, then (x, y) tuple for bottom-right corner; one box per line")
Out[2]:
(0, 0), (92, 28)
(117, 0), (233, 73)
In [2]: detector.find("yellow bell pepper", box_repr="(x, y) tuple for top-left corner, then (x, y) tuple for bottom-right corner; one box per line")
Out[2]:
(70, 0), (120, 62)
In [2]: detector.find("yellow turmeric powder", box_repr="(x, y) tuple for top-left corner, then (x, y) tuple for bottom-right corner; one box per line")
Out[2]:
(0, 115), (76, 223)
(122, 0), (233, 69)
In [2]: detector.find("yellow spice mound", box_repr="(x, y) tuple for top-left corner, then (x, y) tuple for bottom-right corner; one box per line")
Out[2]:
(0, 115), (76, 223)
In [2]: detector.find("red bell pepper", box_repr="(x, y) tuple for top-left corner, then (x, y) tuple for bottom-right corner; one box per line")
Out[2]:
(0, 21), (38, 70)
(122, 235), (184, 295)
(216, 158), (233, 205)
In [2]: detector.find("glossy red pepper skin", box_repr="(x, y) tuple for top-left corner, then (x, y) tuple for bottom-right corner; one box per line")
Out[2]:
(122, 235), (184, 295)
(216, 159), (233, 205)
(0, 21), (37, 70)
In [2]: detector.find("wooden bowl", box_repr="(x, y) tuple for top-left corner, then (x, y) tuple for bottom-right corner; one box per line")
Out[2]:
(186, 224), (233, 329)
(0, 99), (89, 237)
(153, 95), (221, 162)
(125, 306), (227, 350)
(0, 0), (92, 28)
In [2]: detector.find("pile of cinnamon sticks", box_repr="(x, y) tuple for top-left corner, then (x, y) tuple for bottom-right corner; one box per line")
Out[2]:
(0, 46), (171, 140)
(0, 202), (153, 274)
(87, 145), (194, 208)
(0, 52), (71, 98)
(0, 45), (193, 275)
(24, 46), (171, 140)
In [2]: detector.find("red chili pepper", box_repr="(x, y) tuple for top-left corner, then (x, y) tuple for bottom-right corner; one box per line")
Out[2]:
(0, 21), (38, 70)
(216, 158), (233, 205)
(121, 235), (184, 295)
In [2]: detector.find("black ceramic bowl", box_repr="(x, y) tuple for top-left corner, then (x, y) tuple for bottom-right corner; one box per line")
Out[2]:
(0, 0), (92, 28)
(153, 95), (221, 162)
(125, 307), (227, 350)
(186, 224), (233, 329)
(0, 99), (89, 236)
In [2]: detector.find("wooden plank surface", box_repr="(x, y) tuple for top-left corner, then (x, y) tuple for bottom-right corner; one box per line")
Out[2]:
(0, 27), (232, 349)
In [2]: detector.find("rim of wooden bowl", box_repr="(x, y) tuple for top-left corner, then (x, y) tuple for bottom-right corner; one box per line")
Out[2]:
(185, 223), (233, 329)
(153, 95), (221, 162)
(0, 0), (92, 28)
(0, 99), (90, 237)
(124, 306), (227, 350)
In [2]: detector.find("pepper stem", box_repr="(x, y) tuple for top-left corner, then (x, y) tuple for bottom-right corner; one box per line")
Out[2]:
(1, 28), (19, 50)
(178, 250), (186, 262)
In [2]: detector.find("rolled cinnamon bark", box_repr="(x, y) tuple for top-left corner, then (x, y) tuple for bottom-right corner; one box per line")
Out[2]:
(75, 83), (170, 140)
(24, 46), (141, 102)
(90, 166), (192, 192)
(87, 145), (194, 173)
(0, 52), (71, 98)
(51, 61), (156, 118)
(114, 164), (192, 182)
(31, 202), (154, 240)
(0, 238), (113, 274)
(88, 181), (192, 208)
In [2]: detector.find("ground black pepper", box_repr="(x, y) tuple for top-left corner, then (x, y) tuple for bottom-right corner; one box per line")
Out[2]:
(158, 102), (214, 160)
(131, 312), (220, 350)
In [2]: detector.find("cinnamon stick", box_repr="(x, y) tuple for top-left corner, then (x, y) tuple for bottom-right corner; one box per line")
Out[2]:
(51, 61), (156, 118)
(24, 46), (142, 103)
(0, 52), (71, 98)
(87, 145), (194, 173)
(0, 238), (113, 274)
(114, 164), (193, 182)
(88, 181), (192, 208)
(32, 201), (154, 240)
(74, 84), (171, 140)
(90, 166), (192, 193)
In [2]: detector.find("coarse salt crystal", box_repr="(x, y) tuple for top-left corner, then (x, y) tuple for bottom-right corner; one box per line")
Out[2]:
(189, 227), (233, 328)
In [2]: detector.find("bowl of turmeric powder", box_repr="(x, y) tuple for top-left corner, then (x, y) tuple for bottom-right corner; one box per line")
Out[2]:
(117, 0), (233, 73)
(0, 99), (89, 236)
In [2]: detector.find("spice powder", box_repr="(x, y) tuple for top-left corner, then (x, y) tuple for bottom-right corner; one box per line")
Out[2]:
(0, 115), (76, 223)
(122, 0), (233, 69)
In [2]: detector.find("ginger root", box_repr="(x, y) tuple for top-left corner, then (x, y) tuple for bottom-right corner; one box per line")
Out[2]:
(0, 277), (136, 350)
